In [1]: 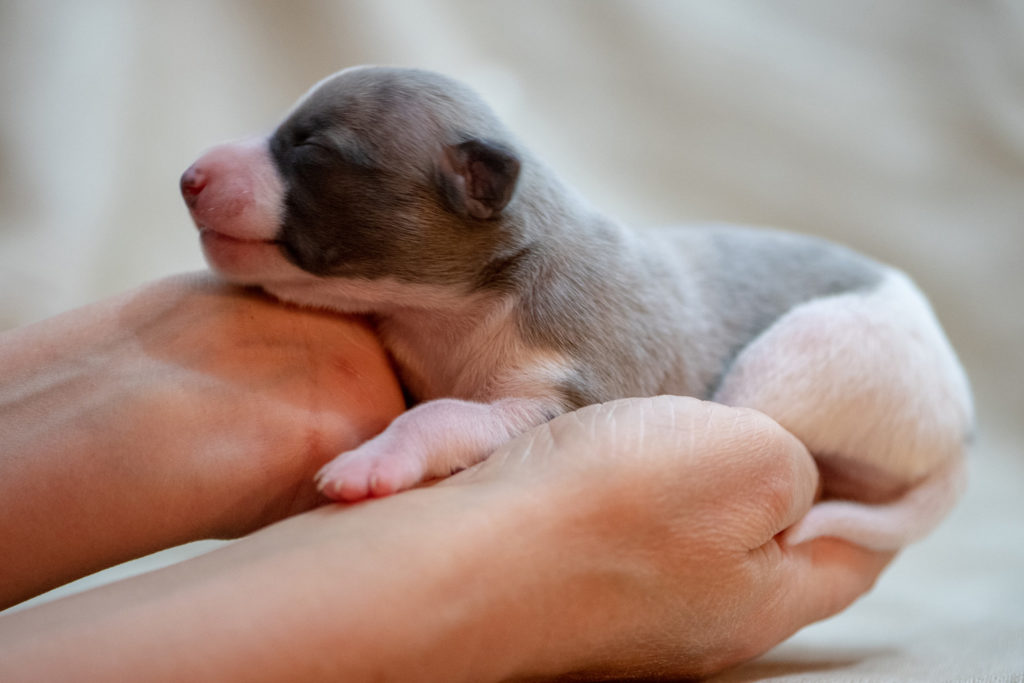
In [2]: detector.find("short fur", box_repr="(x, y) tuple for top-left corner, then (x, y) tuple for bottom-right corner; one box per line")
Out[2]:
(181, 66), (973, 550)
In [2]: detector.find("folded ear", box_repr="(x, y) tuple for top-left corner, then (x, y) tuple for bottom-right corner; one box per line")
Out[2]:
(439, 139), (521, 220)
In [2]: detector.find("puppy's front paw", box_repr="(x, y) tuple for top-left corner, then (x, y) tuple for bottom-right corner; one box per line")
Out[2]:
(314, 397), (553, 502)
(315, 436), (426, 502)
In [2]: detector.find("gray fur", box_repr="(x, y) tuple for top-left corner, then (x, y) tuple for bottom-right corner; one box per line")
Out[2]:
(515, 222), (883, 408)
(266, 66), (883, 409)
(183, 66), (972, 545)
(269, 67), (524, 281)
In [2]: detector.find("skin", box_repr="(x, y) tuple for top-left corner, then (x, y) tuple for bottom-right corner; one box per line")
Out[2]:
(0, 273), (405, 607)
(0, 275), (893, 680)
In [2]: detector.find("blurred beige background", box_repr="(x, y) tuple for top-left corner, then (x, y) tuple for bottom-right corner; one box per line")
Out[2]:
(1, 1), (1021, 680)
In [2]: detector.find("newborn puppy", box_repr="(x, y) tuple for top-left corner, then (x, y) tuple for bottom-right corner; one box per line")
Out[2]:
(181, 66), (972, 550)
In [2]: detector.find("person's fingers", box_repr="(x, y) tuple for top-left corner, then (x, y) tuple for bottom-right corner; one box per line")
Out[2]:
(440, 395), (896, 676)
(784, 536), (895, 623)
(733, 535), (895, 662)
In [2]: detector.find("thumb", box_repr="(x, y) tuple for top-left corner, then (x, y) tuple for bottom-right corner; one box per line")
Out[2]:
(778, 537), (896, 629)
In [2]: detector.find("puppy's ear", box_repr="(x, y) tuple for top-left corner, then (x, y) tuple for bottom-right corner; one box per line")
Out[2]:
(439, 139), (521, 220)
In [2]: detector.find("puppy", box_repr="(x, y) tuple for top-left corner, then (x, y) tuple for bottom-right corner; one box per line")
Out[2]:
(181, 66), (972, 550)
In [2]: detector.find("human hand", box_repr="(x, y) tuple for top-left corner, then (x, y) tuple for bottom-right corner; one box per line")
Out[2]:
(104, 273), (407, 535)
(0, 393), (892, 680)
(0, 273), (404, 605)
(443, 395), (895, 679)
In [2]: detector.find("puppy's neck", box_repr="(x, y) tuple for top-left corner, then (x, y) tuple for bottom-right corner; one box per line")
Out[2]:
(374, 291), (524, 401)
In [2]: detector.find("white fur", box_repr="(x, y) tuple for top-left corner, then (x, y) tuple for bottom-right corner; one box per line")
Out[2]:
(784, 456), (967, 549)
(267, 275), (575, 404)
(182, 73), (971, 549)
(713, 269), (973, 549)
(267, 273), (577, 501)
(267, 273), (479, 315)
(315, 396), (555, 501)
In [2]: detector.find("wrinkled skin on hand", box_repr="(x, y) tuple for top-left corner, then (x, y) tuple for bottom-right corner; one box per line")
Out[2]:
(446, 397), (895, 679)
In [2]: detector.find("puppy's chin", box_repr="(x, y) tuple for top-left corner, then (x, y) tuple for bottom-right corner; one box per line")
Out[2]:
(200, 228), (296, 285)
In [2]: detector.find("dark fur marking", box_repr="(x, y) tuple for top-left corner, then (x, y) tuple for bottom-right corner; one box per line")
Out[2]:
(261, 68), (888, 411)
(266, 68), (528, 287)
(473, 243), (537, 293)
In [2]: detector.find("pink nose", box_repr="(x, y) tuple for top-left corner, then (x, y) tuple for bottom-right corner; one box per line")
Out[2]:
(180, 165), (207, 208)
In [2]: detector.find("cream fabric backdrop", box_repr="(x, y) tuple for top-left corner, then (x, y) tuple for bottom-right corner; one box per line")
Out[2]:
(1, 1), (1021, 679)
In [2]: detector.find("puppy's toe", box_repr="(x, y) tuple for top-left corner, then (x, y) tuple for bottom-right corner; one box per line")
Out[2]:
(318, 470), (372, 502)
(316, 447), (425, 502)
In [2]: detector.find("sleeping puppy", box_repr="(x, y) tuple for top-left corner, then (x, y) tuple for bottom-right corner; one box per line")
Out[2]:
(180, 66), (972, 550)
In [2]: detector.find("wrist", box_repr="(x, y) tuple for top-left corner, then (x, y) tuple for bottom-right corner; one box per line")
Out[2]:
(0, 274), (403, 606)
(406, 478), (651, 682)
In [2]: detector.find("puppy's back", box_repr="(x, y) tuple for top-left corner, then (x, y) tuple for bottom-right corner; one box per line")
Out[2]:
(516, 222), (887, 407)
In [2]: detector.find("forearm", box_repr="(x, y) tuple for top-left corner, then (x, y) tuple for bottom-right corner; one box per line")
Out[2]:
(0, 481), (570, 682)
(0, 396), (895, 681)
(0, 461), (794, 683)
(0, 275), (403, 607)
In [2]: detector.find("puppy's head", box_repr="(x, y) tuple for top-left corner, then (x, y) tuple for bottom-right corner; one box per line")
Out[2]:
(181, 66), (523, 305)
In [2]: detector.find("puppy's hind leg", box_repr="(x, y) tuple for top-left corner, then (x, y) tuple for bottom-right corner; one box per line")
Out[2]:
(712, 270), (973, 550)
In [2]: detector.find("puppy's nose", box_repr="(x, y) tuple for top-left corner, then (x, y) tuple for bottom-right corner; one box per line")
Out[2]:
(179, 165), (207, 207)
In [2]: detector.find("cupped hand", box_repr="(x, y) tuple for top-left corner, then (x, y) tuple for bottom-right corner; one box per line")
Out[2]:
(446, 396), (896, 678)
